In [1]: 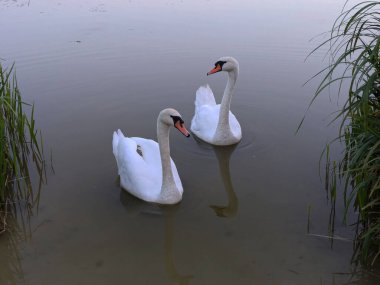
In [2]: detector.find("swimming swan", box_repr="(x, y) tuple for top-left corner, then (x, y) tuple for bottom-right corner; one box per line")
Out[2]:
(112, 108), (190, 204)
(191, 56), (242, 146)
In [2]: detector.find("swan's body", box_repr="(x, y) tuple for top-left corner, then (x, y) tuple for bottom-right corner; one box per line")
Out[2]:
(191, 56), (242, 146)
(112, 108), (190, 205)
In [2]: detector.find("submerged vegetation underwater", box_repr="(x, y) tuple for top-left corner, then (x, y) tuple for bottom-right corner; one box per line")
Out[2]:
(307, 1), (380, 267)
(0, 62), (45, 234)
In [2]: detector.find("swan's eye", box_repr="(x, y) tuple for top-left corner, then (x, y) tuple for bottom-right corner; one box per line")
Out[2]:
(214, 60), (227, 68)
(170, 115), (183, 126)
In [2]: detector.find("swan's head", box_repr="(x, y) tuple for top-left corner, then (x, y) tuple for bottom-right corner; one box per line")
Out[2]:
(159, 108), (190, 137)
(207, 56), (239, 76)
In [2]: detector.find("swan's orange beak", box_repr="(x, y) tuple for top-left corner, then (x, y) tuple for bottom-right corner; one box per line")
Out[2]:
(175, 121), (190, 137)
(207, 64), (222, 76)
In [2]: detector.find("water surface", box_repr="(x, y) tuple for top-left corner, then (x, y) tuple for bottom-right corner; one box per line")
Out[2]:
(1, 0), (378, 284)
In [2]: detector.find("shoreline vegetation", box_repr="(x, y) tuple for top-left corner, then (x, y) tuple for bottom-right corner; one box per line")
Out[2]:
(0, 62), (45, 235)
(306, 1), (380, 267)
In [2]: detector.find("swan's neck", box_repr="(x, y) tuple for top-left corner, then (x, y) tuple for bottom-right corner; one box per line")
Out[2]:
(157, 121), (181, 204)
(215, 69), (238, 139)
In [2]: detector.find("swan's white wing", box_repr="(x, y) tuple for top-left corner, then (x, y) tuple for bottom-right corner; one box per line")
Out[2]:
(112, 131), (161, 202)
(170, 160), (183, 195)
(191, 104), (219, 143)
(131, 137), (160, 167)
(195, 85), (216, 111)
(191, 85), (218, 143)
(228, 112), (242, 139)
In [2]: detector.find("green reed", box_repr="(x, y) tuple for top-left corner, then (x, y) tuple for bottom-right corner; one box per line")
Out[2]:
(305, 1), (380, 266)
(0, 62), (44, 234)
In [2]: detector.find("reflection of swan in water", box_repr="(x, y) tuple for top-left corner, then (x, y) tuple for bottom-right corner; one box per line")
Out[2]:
(163, 206), (193, 285)
(192, 136), (238, 218)
(120, 191), (193, 284)
(209, 144), (239, 218)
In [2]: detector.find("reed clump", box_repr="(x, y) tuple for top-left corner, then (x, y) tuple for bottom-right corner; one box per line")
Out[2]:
(0, 63), (44, 234)
(307, 1), (380, 266)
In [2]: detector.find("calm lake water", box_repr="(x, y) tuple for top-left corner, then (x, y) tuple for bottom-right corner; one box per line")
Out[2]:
(1, 0), (379, 284)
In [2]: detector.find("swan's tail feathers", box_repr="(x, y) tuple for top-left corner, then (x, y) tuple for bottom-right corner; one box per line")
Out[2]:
(117, 129), (125, 137)
(112, 129), (126, 157)
(112, 131), (119, 157)
(195, 85), (216, 110)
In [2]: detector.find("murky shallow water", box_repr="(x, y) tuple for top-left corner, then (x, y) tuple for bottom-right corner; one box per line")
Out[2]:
(1, 0), (379, 284)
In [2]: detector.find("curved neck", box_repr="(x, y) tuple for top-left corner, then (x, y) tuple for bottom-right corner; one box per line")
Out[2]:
(157, 120), (180, 202)
(215, 69), (238, 136)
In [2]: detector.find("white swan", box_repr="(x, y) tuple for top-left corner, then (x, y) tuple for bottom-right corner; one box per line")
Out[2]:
(112, 108), (190, 205)
(191, 56), (242, 146)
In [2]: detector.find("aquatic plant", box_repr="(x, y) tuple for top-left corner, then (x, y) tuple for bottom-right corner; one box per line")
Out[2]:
(0, 62), (45, 234)
(306, 1), (380, 266)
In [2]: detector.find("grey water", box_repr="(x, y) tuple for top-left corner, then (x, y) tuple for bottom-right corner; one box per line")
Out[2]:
(1, 0), (379, 284)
